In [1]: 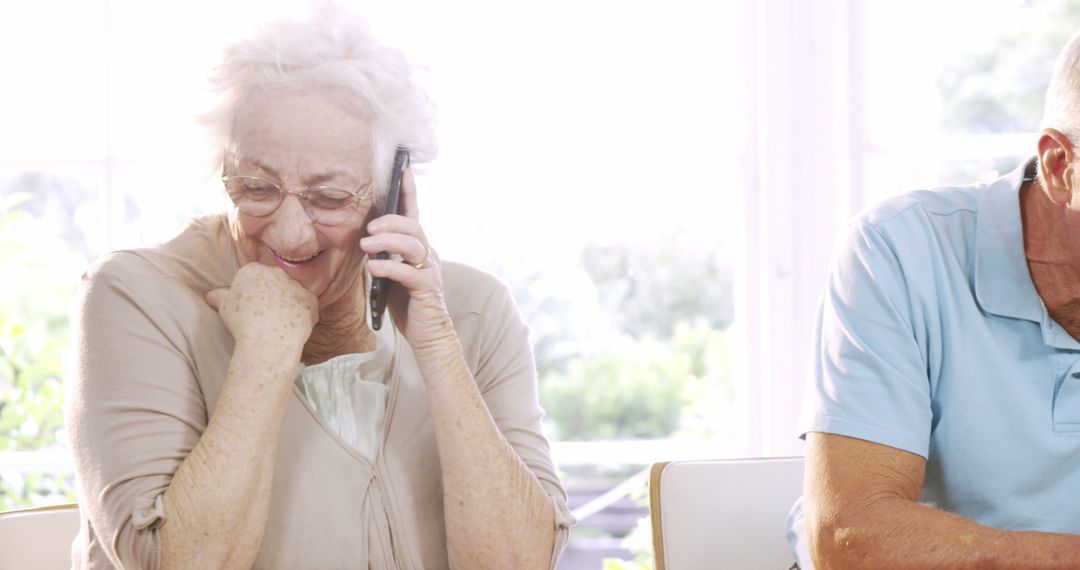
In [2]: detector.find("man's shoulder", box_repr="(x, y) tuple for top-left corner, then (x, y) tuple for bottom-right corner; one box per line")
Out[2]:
(860, 182), (986, 230)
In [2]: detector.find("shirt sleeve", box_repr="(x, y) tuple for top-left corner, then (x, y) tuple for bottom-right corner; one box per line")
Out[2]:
(470, 280), (576, 569)
(66, 252), (210, 569)
(798, 219), (934, 458)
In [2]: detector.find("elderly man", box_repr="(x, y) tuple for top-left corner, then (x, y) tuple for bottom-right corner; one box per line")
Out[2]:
(787, 33), (1080, 568)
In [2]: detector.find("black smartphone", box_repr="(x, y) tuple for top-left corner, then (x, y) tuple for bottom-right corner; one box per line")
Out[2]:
(370, 146), (410, 331)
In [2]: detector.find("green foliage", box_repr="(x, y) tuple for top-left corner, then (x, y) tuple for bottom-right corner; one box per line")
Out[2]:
(497, 265), (599, 380)
(601, 515), (655, 570)
(517, 234), (736, 441)
(603, 555), (652, 570)
(0, 318), (67, 452)
(581, 238), (733, 340)
(0, 193), (84, 509)
(541, 344), (686, 440)
(602, 482), (655, 570)
(939, 0), (1080, 134)
(0, 471), (77, 512)
(540, 318), (732, 441)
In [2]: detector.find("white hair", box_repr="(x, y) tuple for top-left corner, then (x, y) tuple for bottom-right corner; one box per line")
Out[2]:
(1041, 31), (1080, 146)
(202, 0), (437, 209)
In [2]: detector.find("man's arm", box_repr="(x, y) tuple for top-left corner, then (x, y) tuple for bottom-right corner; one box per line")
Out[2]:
(806, 432), (1080, 569)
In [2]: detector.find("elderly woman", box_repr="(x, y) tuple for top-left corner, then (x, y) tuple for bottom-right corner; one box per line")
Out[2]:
(65, 4), (573, 569)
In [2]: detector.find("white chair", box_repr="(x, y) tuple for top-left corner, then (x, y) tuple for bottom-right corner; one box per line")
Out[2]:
(0, 503), (80, 570)
(649, 457), (804, 570)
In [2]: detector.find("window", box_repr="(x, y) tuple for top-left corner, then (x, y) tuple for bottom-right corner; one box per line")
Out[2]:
(350, 3), (750, 564)
(857, 0), (1065, 206)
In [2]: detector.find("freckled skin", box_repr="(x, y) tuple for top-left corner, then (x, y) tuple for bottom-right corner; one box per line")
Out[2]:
(215, 263), (318, 350)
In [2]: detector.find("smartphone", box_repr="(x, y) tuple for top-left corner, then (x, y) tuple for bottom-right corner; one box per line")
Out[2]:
(370, 146), (410, 331)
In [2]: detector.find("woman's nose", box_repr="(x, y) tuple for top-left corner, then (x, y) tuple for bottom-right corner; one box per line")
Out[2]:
(266, 193), (317, 250)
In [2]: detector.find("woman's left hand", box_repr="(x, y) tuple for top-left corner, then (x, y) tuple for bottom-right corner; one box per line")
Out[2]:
(360, 169), (457, 354)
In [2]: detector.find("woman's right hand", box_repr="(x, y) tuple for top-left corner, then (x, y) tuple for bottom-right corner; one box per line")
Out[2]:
(206, 262), (319, 350)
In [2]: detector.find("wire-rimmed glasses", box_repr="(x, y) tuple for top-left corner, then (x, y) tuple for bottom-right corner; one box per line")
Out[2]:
(222, 174), (373, 226)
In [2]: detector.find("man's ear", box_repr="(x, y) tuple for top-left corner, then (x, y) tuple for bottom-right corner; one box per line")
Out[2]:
(1038, 128), (1077, 205)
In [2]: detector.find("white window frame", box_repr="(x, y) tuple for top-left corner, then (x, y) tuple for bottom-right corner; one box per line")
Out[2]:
(738, 0), (864, 457)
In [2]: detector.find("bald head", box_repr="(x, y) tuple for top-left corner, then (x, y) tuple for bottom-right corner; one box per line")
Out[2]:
(1041, 32), (1080, 144)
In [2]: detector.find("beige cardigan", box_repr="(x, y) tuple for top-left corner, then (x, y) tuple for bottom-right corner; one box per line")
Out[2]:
(66, 214), (574, 569)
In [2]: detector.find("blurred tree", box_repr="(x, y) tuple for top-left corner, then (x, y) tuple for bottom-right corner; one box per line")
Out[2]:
(601, 480), (654, 570)
(581, 237), (733, 341)
(494, 231), (736, 441)
(939, 0), (1080, 134)
(0, 173), (99, 261)
(540, 318), (731, 441)
(601, 511), (654, 570)
(496, 264), (606, 380)
(0, 193), (83, 509)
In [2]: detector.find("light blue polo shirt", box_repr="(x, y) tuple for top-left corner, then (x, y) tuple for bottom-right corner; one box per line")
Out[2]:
(788, 159), (1080, 568)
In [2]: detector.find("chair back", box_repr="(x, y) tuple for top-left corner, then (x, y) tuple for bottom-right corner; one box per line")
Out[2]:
(0, 503), (80, 570)
(649, 457), (804, 570)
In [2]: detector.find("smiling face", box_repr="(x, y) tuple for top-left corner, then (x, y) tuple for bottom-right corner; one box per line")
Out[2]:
(228, 86), (375, 308)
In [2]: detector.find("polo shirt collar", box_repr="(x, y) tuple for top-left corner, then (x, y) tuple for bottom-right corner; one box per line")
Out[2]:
(974, 158), (1042, 322)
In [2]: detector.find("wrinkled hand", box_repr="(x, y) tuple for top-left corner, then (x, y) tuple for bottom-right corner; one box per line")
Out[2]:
(361, 169), (457, 355)
(206, 262), (319, 350)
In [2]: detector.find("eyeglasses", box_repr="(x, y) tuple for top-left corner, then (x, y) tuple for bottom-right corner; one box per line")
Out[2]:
(222, 174), (373, 226)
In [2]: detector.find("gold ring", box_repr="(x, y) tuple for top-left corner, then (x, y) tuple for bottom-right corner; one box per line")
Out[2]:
(411, 246), (431, 269)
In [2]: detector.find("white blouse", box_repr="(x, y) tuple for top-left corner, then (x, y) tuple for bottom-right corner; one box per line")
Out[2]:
(293, 311), (395, 460)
